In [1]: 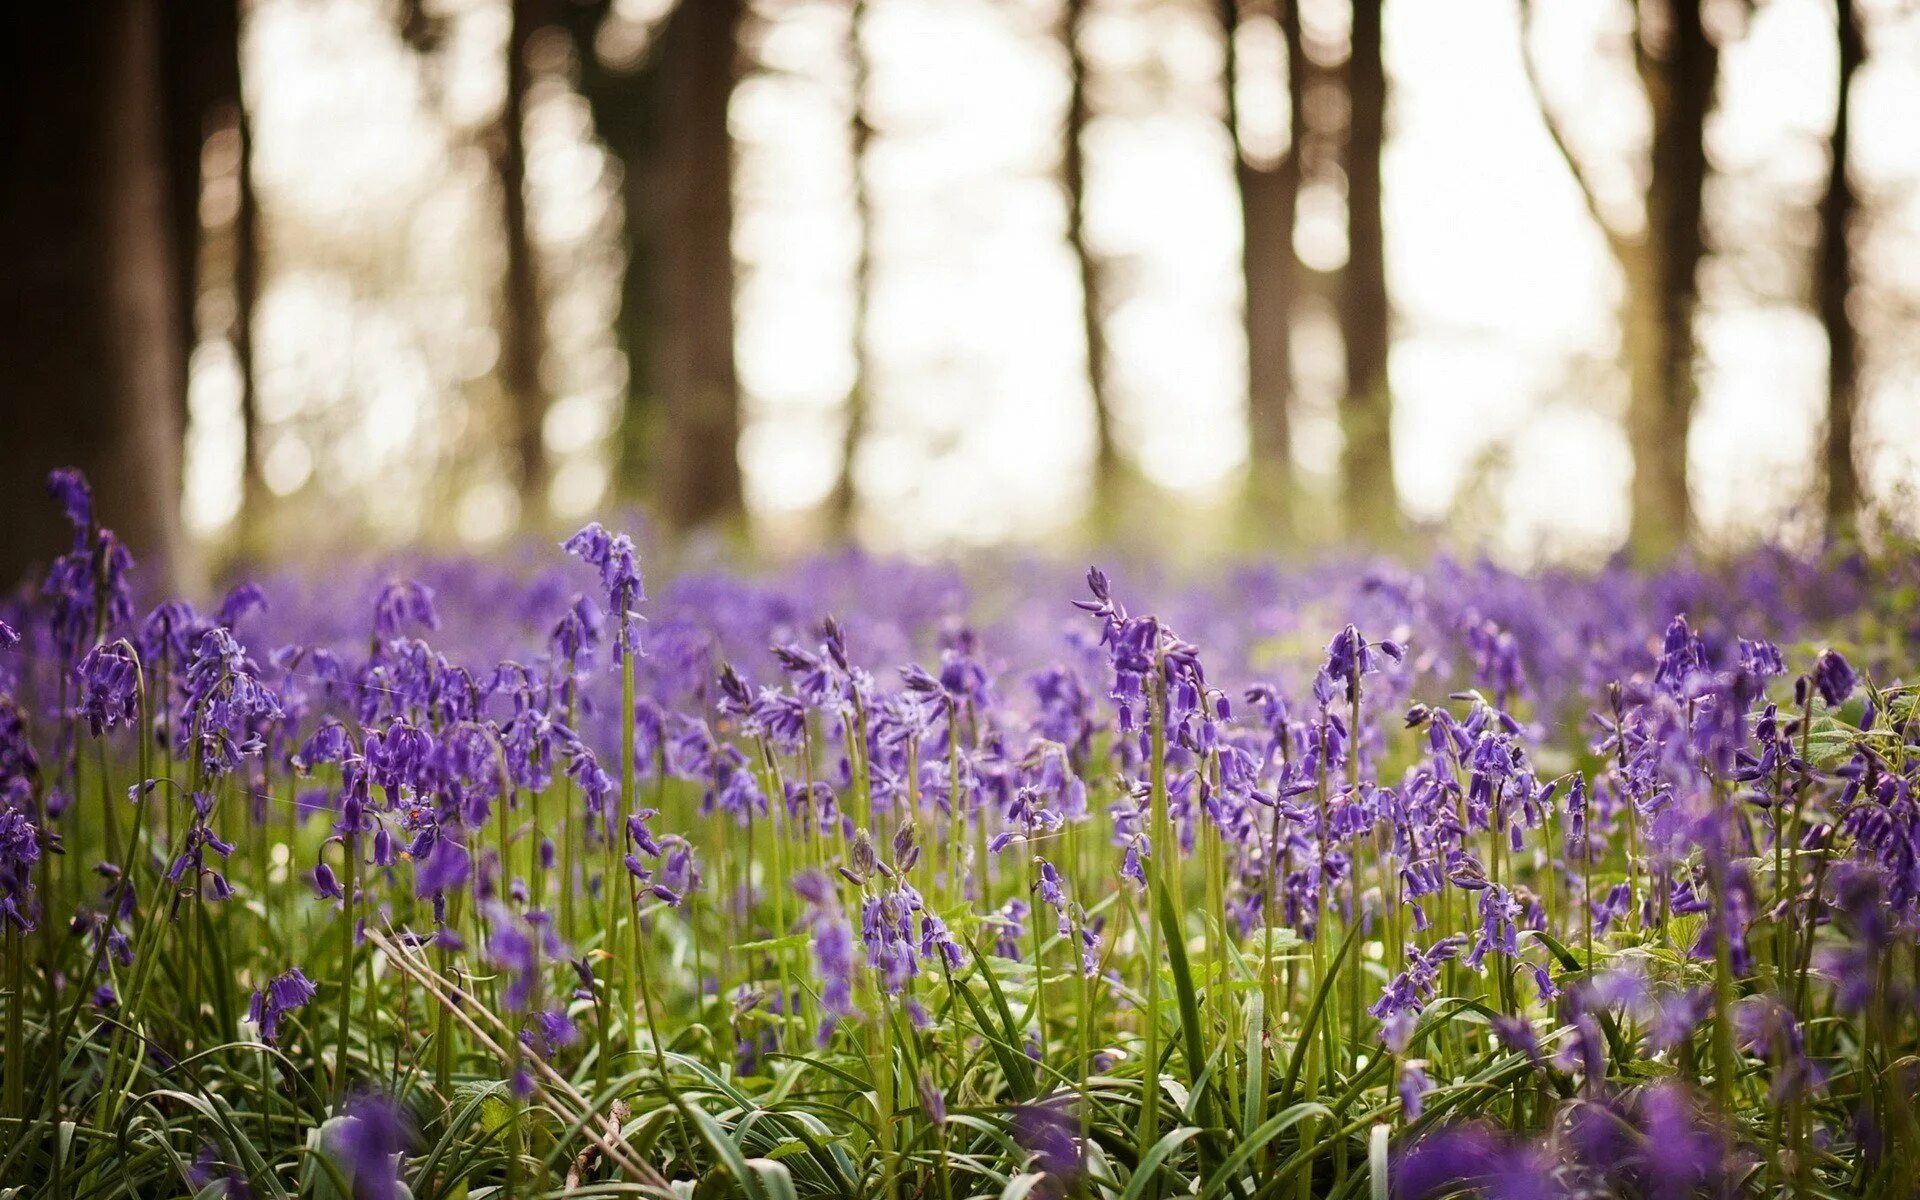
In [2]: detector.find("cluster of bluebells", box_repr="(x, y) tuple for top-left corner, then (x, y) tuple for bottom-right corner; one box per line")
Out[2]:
(5, 466), (1919, 1195)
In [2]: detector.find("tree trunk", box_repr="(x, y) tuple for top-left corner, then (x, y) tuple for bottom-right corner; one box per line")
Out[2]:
(1624, 0), (1715, 559)
(556, 0), (652, 510)
(829, 0), (876, 535)
(1062, 0), (1121, 520)
(1225, 0), (1304, 535)
(0, 1), (186, 588)
(1519, 0), (1723, 560)
(649, 0), (745, 531)
(555, 0), (745, 532)
(233, 87), (266, 551)
(1818, 0), (1864, 540)
(169, 0), (266, 559)
(498, 0), (550, 520)
(1339, 0), (1396, 542)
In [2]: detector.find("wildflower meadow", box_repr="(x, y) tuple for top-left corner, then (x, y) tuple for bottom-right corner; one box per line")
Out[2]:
(3, 468), (1918, 1199)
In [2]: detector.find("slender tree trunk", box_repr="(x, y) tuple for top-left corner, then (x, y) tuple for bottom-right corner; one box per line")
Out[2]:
(554, 0), (659, 506)
(1225, 0), (1304, 535)
(1062, 0), (1121, 520)
(1339, 0), (1396, 542)
(233, 89), (267, 550)
(650, 0), (745, 531)
(1625, 0), (1715, 559)
(0, 1), (186, 587)
(191, 0), (266, 557)
(830, 0), (877, 535)
(498, 0), (550, 520)
(1818, 0), (1864, 540)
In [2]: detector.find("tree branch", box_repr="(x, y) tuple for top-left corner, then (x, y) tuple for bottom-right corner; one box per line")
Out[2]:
(1516, 0), (1632, 262)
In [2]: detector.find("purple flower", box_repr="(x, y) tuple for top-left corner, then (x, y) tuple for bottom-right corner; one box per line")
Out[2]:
(1398, 1059), (1433, 1120)
(0, 805), (41, 931)
(187, 1141), (249, 1195)
(1392, 1125), (1557, 1200)
(524, 1008), (578, 1059)
(1372, 935), (1465, 1019)
(1811, 648), (1856, 708)
(373, 580), (440, 639)
(312, 862), (344, 901)
(323, 1092), (414, 1200)
(215, 581), (268, 630)
(1324, 624), (1405, 700)
(47, 467), (93, 532)
(917, 1073), (947, 1125)
(414, 832), (471, 898)
(812, 917), (858, 1030)
(76, 641), (142, 736)
(563, 522), (645, 656)
(1010, 1100), (1082, 1181)
(247, 966), (317, 1044)
(180, 627), (282, 777)
(794, 871), (859, 1039)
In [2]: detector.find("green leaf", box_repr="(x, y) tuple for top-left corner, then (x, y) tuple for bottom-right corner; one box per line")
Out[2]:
(1155, 879), (1213, 1131)
(678, 1096), (765, 1199)
(1121, 1126), (1204, 1200)
(954, 944), (1037, 1100)
(1194, 1103), (1332, 1200)
(1241, 991), (1267, 1139)
(1279, 920), (1365, 1106)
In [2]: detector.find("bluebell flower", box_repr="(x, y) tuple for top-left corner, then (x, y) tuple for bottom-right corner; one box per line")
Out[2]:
(1323, 624), (1405, 701)
(373, 580), (440, 640)
(76, 640), (140, 736)
(247, 966), (317, 1044)
(414, 832), (470, 899)
(1010, 1099), (1082, 1182)
(563, 523), (645, 657)
(312, 862), (344, 901)
(1811, 648), (1856, 708)
(0, 804), (41, 931)
(324, 1092), (413, 1200)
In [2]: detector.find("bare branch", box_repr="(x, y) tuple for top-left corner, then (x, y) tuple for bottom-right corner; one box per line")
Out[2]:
(1516, 0), (1632, 261)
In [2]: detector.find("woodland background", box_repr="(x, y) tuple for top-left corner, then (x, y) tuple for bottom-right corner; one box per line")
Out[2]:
(4, 0), (1919, 589)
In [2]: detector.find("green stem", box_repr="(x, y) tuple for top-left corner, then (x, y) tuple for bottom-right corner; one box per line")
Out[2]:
(1139, 651), (1168, 1159)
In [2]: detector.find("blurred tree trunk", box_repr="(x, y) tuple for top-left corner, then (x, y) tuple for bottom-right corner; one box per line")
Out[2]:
(1339, 0), (1397, 542)
(1222, 0), (1304, 536)
(0, 1), (186, 588)
(1626, 0), (1715, 559)
(1522, 0), (1721, 560)
(829, 0), (877, 536)
(232, 90), (266, 551)
(164, 0), (268, 560)
(497, 0), (550, 521)
(649, 0), (745, 531)
(1063, 0), (1122, 522)
(1818, 0), (1864, 541)
(559, 0), (745, 533)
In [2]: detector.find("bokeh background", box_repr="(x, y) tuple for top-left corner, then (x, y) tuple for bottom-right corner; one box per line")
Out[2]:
(5, 0), (1920, 589)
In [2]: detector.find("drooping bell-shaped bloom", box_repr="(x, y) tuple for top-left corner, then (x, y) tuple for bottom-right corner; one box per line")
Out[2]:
(247, 966), (318, 1044)
(373, 580), (440, 641)
(563, 522), (645, 657)
(0, 804), (41, 931)
(76, 641), (141, 736)
(1810, 648), (1856, 709)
